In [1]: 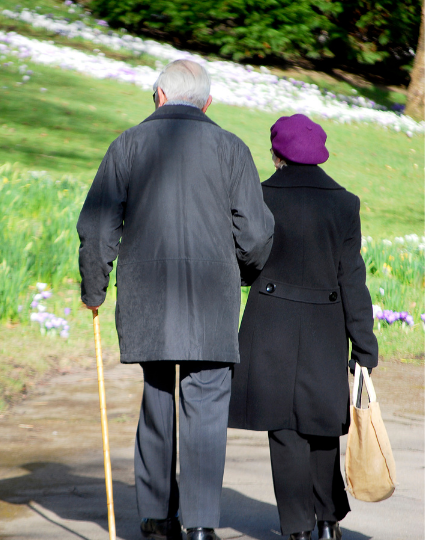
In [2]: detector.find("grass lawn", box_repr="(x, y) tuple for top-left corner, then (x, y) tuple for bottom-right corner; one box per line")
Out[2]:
(0, 59), (423, 237)
(0, 8), (423, 410)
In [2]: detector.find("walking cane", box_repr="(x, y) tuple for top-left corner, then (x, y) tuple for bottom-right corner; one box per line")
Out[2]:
(92, 309), (116, 540)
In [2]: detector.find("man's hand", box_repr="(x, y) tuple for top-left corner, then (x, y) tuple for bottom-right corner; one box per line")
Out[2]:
(85, 304), (101, 312)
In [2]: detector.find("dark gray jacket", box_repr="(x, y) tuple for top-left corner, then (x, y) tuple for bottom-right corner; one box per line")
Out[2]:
(229, 164), (378, 436)
(77, 105), (274, 364)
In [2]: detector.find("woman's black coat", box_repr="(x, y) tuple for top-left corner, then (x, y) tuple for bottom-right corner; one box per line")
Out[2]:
(228, 164), (378, 437)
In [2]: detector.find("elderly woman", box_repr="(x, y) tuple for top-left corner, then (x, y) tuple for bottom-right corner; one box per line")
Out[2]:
(228, 114), (378, 540)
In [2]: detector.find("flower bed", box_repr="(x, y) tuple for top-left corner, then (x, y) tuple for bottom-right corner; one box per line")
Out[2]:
(364, 235), (424, 331)
(1, 7), (424, 134)
(29, 283), (70, 338)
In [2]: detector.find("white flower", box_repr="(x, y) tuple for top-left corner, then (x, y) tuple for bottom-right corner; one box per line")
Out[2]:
(36, 282), (47, 291)
(366, 236), (373, 243)
(37, 304), (47, 312)
(382, 239), (392, 246)
(372, 305), (383, 318)
(394, 237), (404, 244)
(34, 293), (42, 300)
(379, 288), (385, 296)
(405, 234), (419, 243)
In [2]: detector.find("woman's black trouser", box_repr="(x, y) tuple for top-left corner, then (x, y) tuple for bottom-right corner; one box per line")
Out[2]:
(268, 429), (350, 535)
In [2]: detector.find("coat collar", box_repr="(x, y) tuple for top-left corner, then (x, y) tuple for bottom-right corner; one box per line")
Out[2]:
(262, 164), (345, 190)
(142, 105), (218, 126)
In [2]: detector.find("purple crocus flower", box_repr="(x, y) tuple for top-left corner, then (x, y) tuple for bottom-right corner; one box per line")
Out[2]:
(41, 291), (52, 299)
(18, 305), (23, 312)
(64, 307), (71, 316)
(31, 300), (38, 309)
(405, 315), (414, 326)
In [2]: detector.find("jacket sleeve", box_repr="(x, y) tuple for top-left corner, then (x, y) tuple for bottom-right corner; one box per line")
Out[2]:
(338, 196), (378, 368)
(76, 135), (129, 306)
(230, 142), (274, 286)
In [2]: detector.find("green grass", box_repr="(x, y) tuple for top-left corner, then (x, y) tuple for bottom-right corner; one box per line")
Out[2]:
(0, 57), (423, 236)
(0, 4), (423, 410)
(0, 287), (119, 411)
(0, 61), (151, 175)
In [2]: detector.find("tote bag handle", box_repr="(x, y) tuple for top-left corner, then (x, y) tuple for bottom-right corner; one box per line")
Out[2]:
(352, 363), (376, 406)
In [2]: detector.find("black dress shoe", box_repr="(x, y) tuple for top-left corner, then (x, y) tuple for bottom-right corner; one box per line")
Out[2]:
(289, 532), (312, 540)
(141, 517), (182, 540)
(186, 528), (221, 540)
(318, 521), (342, 540)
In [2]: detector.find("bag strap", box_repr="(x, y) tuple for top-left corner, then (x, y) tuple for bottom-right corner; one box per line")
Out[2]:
(353, 363), (377, 406)
(356, 371), (363, 408)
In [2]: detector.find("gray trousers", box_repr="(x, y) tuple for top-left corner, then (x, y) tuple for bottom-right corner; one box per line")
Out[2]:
(135, 361), (232, 529)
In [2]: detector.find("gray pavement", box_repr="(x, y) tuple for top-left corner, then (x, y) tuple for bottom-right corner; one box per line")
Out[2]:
(0, 361), (423, 540)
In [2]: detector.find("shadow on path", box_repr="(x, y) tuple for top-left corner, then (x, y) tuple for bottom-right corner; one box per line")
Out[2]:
(220, 488), (371, 540)
(0, 462), (370, 540)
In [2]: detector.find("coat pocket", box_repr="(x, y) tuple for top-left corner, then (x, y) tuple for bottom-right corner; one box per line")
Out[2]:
(259, 277), (341, 305)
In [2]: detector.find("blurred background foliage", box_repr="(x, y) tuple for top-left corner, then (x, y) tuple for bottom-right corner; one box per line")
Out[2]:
(86, 0), (422, 83)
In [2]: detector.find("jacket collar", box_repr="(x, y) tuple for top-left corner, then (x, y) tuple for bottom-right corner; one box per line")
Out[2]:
(142, 105), (218, 126)
(262, 164), (344, 190)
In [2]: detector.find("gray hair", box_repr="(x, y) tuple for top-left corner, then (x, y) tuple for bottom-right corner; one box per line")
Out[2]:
(153, 60), (211, 109)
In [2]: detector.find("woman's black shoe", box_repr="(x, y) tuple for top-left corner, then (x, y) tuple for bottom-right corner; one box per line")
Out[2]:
(186, 528), (221, 540)
(318, 521), (342, 540)
(289, 532), (312, 540)
(140, 517), (182, 540)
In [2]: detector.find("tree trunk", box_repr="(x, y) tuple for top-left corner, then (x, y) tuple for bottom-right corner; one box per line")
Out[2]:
(405, 1), (424, 121)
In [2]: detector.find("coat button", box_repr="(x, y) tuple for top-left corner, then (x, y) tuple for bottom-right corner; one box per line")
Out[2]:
(266, 283), (276, 293)
(329, 291), (338, 302)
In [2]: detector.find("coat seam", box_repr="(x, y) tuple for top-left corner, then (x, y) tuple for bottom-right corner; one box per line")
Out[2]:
(117, 258), (239, 266)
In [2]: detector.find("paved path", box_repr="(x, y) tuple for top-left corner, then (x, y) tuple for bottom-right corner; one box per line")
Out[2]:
(0, 361), (423, 540)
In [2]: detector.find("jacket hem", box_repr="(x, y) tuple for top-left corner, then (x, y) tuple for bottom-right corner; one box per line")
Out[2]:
(120, 352), (240, 364)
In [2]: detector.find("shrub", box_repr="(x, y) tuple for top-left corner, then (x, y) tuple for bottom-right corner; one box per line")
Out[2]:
(87, 0), (422, 72)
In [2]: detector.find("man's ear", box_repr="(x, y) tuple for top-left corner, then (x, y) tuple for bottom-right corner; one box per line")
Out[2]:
(157, 87), (168, 108)
(202, 95), (213, 113)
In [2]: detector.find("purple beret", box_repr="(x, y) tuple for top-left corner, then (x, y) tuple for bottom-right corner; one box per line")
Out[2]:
(270, 114), (329, 165)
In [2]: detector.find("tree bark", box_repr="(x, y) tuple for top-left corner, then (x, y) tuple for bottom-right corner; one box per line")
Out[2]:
(405, 1), (424, 121)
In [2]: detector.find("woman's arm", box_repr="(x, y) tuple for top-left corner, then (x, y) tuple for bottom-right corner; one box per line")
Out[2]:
(338, 196), (378, 369)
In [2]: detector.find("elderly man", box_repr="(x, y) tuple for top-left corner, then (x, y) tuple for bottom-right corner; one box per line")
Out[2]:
(77, 60), (274, 540)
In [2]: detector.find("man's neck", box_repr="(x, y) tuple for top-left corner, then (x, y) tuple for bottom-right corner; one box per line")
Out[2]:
(164, 100), (199, 108)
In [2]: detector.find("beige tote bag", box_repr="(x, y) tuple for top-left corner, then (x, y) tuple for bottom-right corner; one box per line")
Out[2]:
(345, 363), (397, 502)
